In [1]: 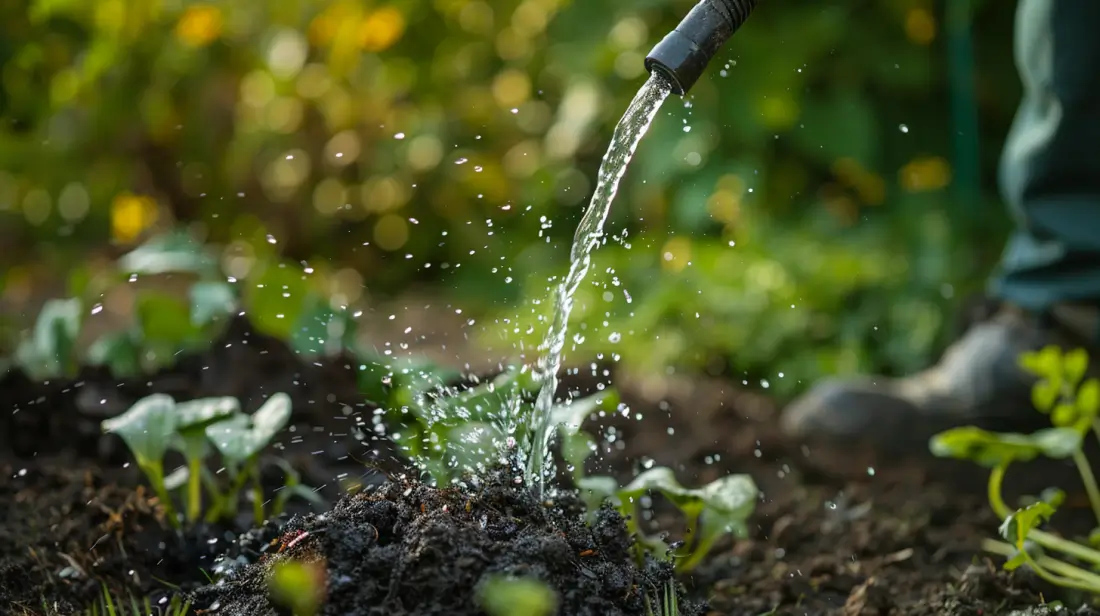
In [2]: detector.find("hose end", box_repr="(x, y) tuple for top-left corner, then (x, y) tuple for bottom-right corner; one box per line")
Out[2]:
(645, 0), (757, 96)
(644, 31), (704, 96)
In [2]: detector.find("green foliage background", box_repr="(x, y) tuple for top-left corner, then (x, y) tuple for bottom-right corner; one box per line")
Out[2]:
(0, 0), (1023, 396)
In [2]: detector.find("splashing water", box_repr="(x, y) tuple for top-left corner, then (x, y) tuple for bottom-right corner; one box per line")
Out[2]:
(524, 73), (672, 494)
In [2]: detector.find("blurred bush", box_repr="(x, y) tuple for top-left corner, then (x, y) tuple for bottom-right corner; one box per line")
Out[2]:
(0, 0), (1021, 392)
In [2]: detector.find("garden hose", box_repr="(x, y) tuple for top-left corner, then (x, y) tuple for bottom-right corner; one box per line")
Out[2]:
(645, 0), (759, 96)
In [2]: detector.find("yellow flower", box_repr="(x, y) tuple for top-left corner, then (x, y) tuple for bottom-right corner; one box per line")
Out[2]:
(111, 193), (159, 244)
(361, 7), (406, 52)
(175, 4), (224, 48)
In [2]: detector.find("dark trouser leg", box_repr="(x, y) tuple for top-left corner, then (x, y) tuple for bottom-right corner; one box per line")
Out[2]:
(990, 0), (1100, 310)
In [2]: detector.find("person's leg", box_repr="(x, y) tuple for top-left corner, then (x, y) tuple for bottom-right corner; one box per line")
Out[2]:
(993, 0), (1100, 311)
(780, 0), (1100, 452)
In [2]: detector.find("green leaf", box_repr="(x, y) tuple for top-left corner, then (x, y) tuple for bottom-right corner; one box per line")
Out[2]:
(929, 426), (1043, 467)
(999, 501), (1056, 550)
(21, 297), (82, 377)
(551, 390), (617, 476)
(101, 394), (177, 467)
(1031, 379), (1061, 413)
(269, 560), (325, 616)
(136, 292), (198, 345)
(1029, 427), (1084, 459)
(1063, 348), (1090, 386)
(205, 393), (292, 462)
(620, 468), (757, 535)
(1051, 402), (1078, 427)
(118, 231), (218, 277)
(478, 576), (558, 616)
(189, 281), (237, 327)
(291, 296), (358, 359)
(1078, 379), (1100, 418)
(85, 330), (142, 378)
(175, 397), (240, 429)
(252, 392), (293, 445)
(243, 263), (311, 340)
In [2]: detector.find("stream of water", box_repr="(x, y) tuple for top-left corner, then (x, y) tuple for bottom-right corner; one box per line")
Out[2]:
(525, 72), (672, 494)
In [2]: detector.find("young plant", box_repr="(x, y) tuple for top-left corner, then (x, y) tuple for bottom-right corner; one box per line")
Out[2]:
(102, 394), (181, 527)
(929, 345), (1100, 594)
(645, 579), (680, 616)
(555, 396), (758, 572)
(14, 297), (83, 380)
(204, 392), (298, 525)
(269, 559), (326, 616)
(104, 392), (318, 529)
(172, 397), (239, 523)
(477, 575), (558, 616)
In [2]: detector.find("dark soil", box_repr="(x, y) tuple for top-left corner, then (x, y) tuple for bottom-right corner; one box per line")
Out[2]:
(2, 314), (1100, 615)
(191, 469), (696, 616)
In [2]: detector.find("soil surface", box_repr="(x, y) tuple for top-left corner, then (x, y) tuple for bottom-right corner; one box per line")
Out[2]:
(2, 315), (1100, 615)
(191, 469), (696, 616)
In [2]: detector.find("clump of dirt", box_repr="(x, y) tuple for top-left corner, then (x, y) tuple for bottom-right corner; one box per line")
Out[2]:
(190, 467), (701, 616)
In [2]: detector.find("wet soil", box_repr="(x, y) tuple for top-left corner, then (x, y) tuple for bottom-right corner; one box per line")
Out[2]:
(2, 315), (1099, 614)
(190, 470), (697, 616)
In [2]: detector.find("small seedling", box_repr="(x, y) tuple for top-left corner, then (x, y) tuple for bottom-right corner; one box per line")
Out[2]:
(83, 584), (191, 616)
(644, 579), (680, 616)
(103, 392), (320, 529)
(477, 575), (558, 616)
(102, 394), (180, 526)
(269, 559), (326, 616)
(14, 297), (83, 379)
(578, 467), (757, 572)
(930, 345), (1100, 594)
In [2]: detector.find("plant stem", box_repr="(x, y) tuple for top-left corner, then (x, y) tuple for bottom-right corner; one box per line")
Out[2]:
(1073, 448), (1100, 528)
(989, 463), (1100, 567)
(144, 462), (179, 530)
(982, 538), (1100, 588)
(186, 457), (202, 523)
(252, 471), (265, 526)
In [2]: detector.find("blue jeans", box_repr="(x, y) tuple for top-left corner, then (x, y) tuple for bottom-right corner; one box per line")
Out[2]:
(990, 0), (1100, 310)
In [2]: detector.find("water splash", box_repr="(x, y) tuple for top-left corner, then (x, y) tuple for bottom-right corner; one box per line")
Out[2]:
(524, 72), (672, 493)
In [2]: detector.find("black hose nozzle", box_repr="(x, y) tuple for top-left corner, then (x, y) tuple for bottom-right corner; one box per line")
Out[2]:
(645, 0), (758, 96)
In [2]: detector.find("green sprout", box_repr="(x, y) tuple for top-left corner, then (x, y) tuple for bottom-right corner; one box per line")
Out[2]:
(103, 392), (319, 529)
(14, 297), (83, 380)
(269, 559), (326, 616)
(102, 394), (180, 526)
(930, 345), (1100, 594)
(477, 575), (558, 616)
(83, 584), (191, 616)
(644, 579), (680, 616)
(578, 467), (757, 573)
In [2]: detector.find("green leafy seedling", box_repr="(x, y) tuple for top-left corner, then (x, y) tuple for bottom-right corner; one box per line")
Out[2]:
(929, 346), (1100, 594)
(579, 466), (757, 572)
(15, 297), (83, 379)
(172, 397), (239, 523)
(478, 576), (558, 616)
(269, 559), (325, 616)
(206, 393), (293, 525)
(102, 394), (180, 527)
(117, 230), (219, 277)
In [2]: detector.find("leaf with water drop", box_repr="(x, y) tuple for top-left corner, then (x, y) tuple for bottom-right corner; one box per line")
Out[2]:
(206, 393), (292, 463)
(17, 297), (82, 378)
(117, 231), (218, 277)
(190, 281), (237, 327)
(102, 394), (177, 468)
(291, 295), (357, 359)
(244, 263), (311, 341)
(86, 330), (142, 378)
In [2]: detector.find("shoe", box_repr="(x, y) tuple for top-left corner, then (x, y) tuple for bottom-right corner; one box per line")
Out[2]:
(780, 303), (1100, 454)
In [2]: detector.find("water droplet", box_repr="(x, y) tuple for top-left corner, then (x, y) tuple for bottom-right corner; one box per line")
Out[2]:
(395, 132), (406, 139)
(455, 157), (468, 165)
(899, 124), (909, 133)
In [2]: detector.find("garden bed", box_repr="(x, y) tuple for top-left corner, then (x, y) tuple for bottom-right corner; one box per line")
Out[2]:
(1, 316), (1095, 615)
